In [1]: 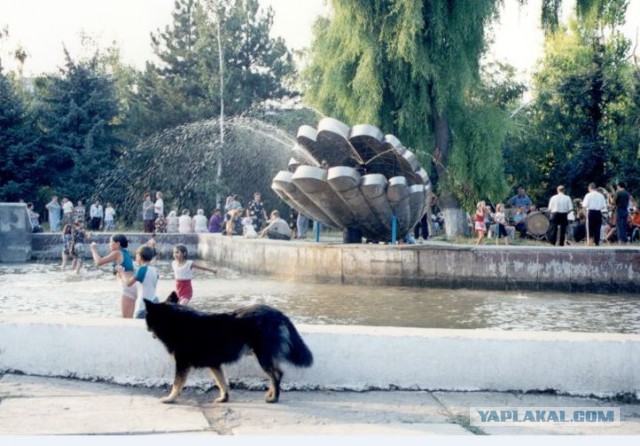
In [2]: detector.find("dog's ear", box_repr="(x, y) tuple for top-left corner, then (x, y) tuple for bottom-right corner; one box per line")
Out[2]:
(166, 291), (179, 304)
(143, 299), (156, 310)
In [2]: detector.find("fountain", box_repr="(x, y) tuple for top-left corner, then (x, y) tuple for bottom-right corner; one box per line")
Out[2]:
(93, 117), (294, 224)
(272, 118), (431, 242)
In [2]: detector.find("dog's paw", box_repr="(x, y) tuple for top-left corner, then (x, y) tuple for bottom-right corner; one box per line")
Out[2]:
(265, 392), (279, 404)
(214, 394), (229, 403)
(160, 396), (176, 404)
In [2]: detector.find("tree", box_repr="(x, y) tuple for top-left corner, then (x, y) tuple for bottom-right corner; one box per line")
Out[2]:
(0, 66), (40, 201)
(301, 0), (629, 236)
(508, 2), (638, 201)
(34, 49), (123, 200)
(302, 0), (504, 236)
(128, 0), (295, 138)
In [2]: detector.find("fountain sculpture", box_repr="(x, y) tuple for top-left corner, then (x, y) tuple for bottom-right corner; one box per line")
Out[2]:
(271, 118), (431, 242)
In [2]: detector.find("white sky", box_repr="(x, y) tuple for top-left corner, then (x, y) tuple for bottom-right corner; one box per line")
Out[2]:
(0, 0), (638, 79)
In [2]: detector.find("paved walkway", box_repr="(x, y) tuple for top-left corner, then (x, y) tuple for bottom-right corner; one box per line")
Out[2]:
(1, 373), (639, 436)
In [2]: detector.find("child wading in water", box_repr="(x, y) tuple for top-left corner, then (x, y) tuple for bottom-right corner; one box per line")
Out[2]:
(172, 244), (217, 305)
(90, 234), (137, 318)
(70, 221), (89, 273)
(60, 223), (74, 271)
(116, 245), (159, 319)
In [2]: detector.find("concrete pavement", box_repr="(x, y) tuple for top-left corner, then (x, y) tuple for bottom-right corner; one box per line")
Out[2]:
(1, 373), (639, 436)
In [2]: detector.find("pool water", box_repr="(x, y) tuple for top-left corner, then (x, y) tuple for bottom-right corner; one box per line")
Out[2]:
(1, 261), (639, 333)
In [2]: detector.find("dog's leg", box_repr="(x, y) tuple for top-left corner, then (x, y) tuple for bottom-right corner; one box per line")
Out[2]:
(209, 367), (229, 403)
(264, 364), (283, 404)
(161, 364), (190, 404)
(255, 351), (284, 403)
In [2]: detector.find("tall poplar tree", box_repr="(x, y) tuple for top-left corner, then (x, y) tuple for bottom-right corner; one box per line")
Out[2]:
(508, 0), (638, 199)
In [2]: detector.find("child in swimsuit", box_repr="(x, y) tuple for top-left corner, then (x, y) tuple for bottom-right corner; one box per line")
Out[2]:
(117, 245), (159, 319)
(172, 244), (218, 305)
(90, 234), (137, 318)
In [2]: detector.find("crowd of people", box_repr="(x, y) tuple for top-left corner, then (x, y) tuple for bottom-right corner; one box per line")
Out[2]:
(471, 182), (640, 246)
(142, 191), (306, 241)
(27, 182), (640, 248)
(30, 195), (116, 234)
(30, 189), (307, 242)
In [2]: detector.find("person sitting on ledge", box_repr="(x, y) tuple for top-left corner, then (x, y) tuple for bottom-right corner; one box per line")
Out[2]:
(259, 210), (292, 240)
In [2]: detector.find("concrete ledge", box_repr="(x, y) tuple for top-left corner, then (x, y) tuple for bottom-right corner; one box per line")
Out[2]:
(30, 232), (199, 261)
(1, 316), (638, 397)
(197, 235), (640, 293)
(24, 233), (640, 293)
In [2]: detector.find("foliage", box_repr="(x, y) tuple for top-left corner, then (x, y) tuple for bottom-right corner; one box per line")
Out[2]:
(507, 14), (638, 202)
(248, 104), (322, 136)
(33, 49), (124, 201)
(127, 0), (295, 138)
(302, 0), (510, 216)
(0, 67), (40, 201)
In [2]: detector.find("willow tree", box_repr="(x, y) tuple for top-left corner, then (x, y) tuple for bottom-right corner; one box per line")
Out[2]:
(303, 0), (509, 236)
(302, 0), (614, 237)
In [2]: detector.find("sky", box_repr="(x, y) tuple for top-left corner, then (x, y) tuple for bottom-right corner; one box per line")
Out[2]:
(0, 0), (327, 76)
(0, 0), (639, 80)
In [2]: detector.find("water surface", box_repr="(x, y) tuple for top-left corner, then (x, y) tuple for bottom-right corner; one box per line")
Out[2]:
(1, 262), (638, 333)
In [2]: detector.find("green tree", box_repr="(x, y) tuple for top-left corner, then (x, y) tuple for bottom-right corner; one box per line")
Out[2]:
(0, 66), (40, 201)
(34, 49), (123, 200)
(129, 0), (295, 138)
(301, 0), (627, 236)
(509, 4), (638, 201)
(302, 0), (504, 236)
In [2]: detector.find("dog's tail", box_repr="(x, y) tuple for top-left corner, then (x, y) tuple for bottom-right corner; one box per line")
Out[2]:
(280, 318), (313, 367)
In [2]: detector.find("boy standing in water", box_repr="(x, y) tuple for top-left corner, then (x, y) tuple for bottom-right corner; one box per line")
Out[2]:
(117, 245), (159, 319)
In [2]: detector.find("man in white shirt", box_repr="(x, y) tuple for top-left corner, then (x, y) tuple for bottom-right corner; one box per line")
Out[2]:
(582, 183), (607, 246)
(259, 210), (292, 240)
(89, 200), (104, 230)
(547, 185), (573, 246)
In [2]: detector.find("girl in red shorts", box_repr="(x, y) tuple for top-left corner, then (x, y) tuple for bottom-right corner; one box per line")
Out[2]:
(171, 244), (218, 305)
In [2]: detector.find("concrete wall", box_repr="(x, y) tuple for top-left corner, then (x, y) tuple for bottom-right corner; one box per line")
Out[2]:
(0, 316), (638, 397)
(198, 235), (640, 293)
(0, 203), (32, 262)
(30, 232), (199, 261)
(24, 233), (640, 293)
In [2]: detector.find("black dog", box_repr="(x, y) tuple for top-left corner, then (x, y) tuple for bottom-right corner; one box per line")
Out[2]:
(144, 292), (313, 404)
